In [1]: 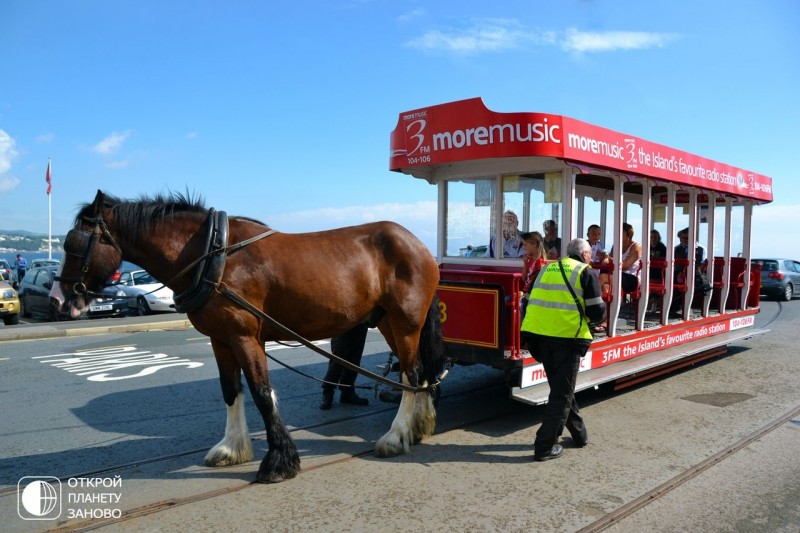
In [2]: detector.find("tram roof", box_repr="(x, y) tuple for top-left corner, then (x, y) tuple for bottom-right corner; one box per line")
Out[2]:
(390, 97), (773, 203)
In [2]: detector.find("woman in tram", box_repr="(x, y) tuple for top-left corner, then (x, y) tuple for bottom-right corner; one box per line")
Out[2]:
(596, 223), (642, 331)
(519, 231), (547, 319)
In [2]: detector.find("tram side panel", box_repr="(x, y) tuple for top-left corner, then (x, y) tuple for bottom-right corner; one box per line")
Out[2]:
(438, 266), (522, 370)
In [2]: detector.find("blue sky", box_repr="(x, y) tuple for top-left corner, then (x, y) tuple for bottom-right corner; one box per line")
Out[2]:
(1, 0), (798, 257)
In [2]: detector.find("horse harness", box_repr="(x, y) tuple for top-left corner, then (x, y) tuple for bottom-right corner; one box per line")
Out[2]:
(60, 208), (444, 395)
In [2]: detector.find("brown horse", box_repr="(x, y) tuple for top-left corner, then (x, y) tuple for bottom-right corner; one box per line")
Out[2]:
(56, 190), (445, 483)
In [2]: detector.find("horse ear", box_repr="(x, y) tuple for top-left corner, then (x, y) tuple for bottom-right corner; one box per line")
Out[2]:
(92, 190), (105, 213)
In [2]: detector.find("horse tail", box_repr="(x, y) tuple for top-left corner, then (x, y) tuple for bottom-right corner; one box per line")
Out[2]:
(419, 294), (446, 387)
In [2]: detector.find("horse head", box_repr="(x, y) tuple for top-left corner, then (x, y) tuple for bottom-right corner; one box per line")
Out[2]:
(57, 190), (124, 317)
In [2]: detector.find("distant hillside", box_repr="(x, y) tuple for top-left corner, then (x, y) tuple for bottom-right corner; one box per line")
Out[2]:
(0, 230), (65, 252)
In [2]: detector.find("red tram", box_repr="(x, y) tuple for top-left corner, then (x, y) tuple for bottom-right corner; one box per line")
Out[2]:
(389, 98), (773, 404)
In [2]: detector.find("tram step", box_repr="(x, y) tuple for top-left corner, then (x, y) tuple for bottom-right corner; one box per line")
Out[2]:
(509, 327), (769, 406)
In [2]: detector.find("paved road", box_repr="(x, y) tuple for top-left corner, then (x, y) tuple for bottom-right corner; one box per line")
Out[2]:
(1, 302), (798, 532)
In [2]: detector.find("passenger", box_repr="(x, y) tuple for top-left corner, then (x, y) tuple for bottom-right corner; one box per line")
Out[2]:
(520, 238), (605, 461)
(519, 231), (547, 319)
(649, 229), (667, 281)
(675, 227), (704, 269)
(489, 210), (524, 258)
(542, 219), (561, 259)
(673, 227), (711, 309)
(320, 324), (371, 409)
(648, 229), (668, 313)
(586, 224), (606, 263)
(598, 223), (642, 296)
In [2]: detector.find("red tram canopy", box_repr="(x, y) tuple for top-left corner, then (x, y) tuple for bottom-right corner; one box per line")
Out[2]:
(390, 97), (773, 203)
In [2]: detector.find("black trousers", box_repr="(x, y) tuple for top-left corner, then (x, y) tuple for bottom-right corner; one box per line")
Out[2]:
(525, 334), (589, 456)
(322, 323), (368, 392)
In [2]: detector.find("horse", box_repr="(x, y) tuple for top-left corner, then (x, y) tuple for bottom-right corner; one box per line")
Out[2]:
(56, 190), (445, 483)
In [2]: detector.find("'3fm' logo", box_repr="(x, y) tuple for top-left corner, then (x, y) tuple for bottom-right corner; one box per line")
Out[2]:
(405, 118), (427, 156)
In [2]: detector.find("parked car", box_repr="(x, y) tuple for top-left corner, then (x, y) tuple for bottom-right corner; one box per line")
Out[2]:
(19, 265), (129, 321)
(752, 258), (800, 301)
(0, 280), (20, 325)
(113, 269), (176, 315)
(0, 259), (16, 286)
(30, 258), (60, 269)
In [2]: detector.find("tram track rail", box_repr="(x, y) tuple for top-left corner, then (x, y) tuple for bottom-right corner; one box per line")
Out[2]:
(36, 382), (517, 532)
(578, 402), (800, 533)
(5, 303), (787, 531)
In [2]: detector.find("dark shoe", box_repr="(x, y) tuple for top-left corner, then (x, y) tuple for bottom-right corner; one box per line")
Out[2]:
(572, 436), (589, 448)
(340, 389), (369, 406)
(534, 444), (564, 462)
(319, 391), (334, 410)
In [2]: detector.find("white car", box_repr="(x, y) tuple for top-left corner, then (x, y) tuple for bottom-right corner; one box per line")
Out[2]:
(114, 270), (176, 315)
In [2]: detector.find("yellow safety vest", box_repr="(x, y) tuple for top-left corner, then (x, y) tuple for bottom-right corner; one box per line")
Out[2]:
(521, 257), (592, 340)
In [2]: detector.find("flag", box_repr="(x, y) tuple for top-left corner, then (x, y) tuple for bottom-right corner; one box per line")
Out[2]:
(45, 159), (52, 195)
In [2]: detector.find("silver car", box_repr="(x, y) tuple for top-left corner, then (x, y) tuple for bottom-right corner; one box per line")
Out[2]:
(752, 259), (800, 301)
(113, 269), (176, 315)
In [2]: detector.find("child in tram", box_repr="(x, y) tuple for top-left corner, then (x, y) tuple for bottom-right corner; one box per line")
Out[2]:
(520, 231), (547, 319)
(586, 224), (606, 263)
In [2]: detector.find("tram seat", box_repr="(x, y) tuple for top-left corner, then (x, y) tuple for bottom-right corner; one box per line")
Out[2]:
(648, 259), (668, 319)
(622, 260), (643, 320)
(673, 258), (690, 293)
(731, 262), (760, 309)
(706, 257), (726, 291)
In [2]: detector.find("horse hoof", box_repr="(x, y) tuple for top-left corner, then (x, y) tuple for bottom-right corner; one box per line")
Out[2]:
(256, 470), (296, 484)
(375, 433), (410, 457)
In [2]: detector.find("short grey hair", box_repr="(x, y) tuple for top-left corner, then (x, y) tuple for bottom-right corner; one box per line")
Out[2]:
(566, 238), (591, 258)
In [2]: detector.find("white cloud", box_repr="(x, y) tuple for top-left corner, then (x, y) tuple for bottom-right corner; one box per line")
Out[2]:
(406, 19), (554, 54)
(397, 8), (425, 23)
(0, 129), (19, 175)
(562, 28), (678, 53)
(93, 130), (131, 155)
(0, 129), (21, 193)
(186, 131), (199, 140)
(406, 19), (674, 56)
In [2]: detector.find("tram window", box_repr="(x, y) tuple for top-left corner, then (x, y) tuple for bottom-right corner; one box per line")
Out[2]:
(444, 178), (494, 257)
(510, 174), (562, 258)
(730, 205), (745, 259)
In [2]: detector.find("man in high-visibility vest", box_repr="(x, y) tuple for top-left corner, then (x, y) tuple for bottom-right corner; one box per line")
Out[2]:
(521, 238), (605, 461)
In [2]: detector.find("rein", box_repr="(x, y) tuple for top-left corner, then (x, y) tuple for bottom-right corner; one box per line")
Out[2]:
(62, 205), (446, 395)
(215, 283), (444, 394)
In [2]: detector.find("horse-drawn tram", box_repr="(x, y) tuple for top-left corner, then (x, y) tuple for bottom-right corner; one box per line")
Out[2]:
(389, 97), (774, 405)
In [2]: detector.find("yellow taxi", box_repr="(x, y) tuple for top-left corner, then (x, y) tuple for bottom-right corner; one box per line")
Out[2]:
(0, 280), (20, 326)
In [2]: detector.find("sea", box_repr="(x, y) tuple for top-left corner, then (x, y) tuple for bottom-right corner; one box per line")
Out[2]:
(0, 251), (140, 273)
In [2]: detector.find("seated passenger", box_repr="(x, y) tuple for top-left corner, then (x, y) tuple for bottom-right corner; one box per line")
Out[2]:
(543, 219), (561, 259)
(649, 229), (667, 282)
(587, 224), (606, 263)
(520, 231), (547, 319)
(598, 222), (642, 295)
(489, 210), (524, 258)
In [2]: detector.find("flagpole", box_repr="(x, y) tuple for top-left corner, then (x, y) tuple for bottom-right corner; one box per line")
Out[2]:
(47, 157), (52, 260)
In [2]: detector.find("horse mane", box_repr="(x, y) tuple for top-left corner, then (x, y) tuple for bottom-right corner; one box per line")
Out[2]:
(75, 191), (268, 241)
(75, 191), (207, 240)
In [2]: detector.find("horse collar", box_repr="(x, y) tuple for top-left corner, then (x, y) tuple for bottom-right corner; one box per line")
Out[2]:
(173, 209), (229, 314)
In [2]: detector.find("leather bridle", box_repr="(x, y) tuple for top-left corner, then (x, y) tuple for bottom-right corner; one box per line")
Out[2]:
(56, 212), (122, 298)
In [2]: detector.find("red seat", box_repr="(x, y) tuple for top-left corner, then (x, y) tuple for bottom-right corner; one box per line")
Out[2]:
(622, 260), (643, 320)
(648, 259), (668, 319)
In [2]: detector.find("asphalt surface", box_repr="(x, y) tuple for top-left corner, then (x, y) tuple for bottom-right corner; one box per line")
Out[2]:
(0, 313), (194, 343)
